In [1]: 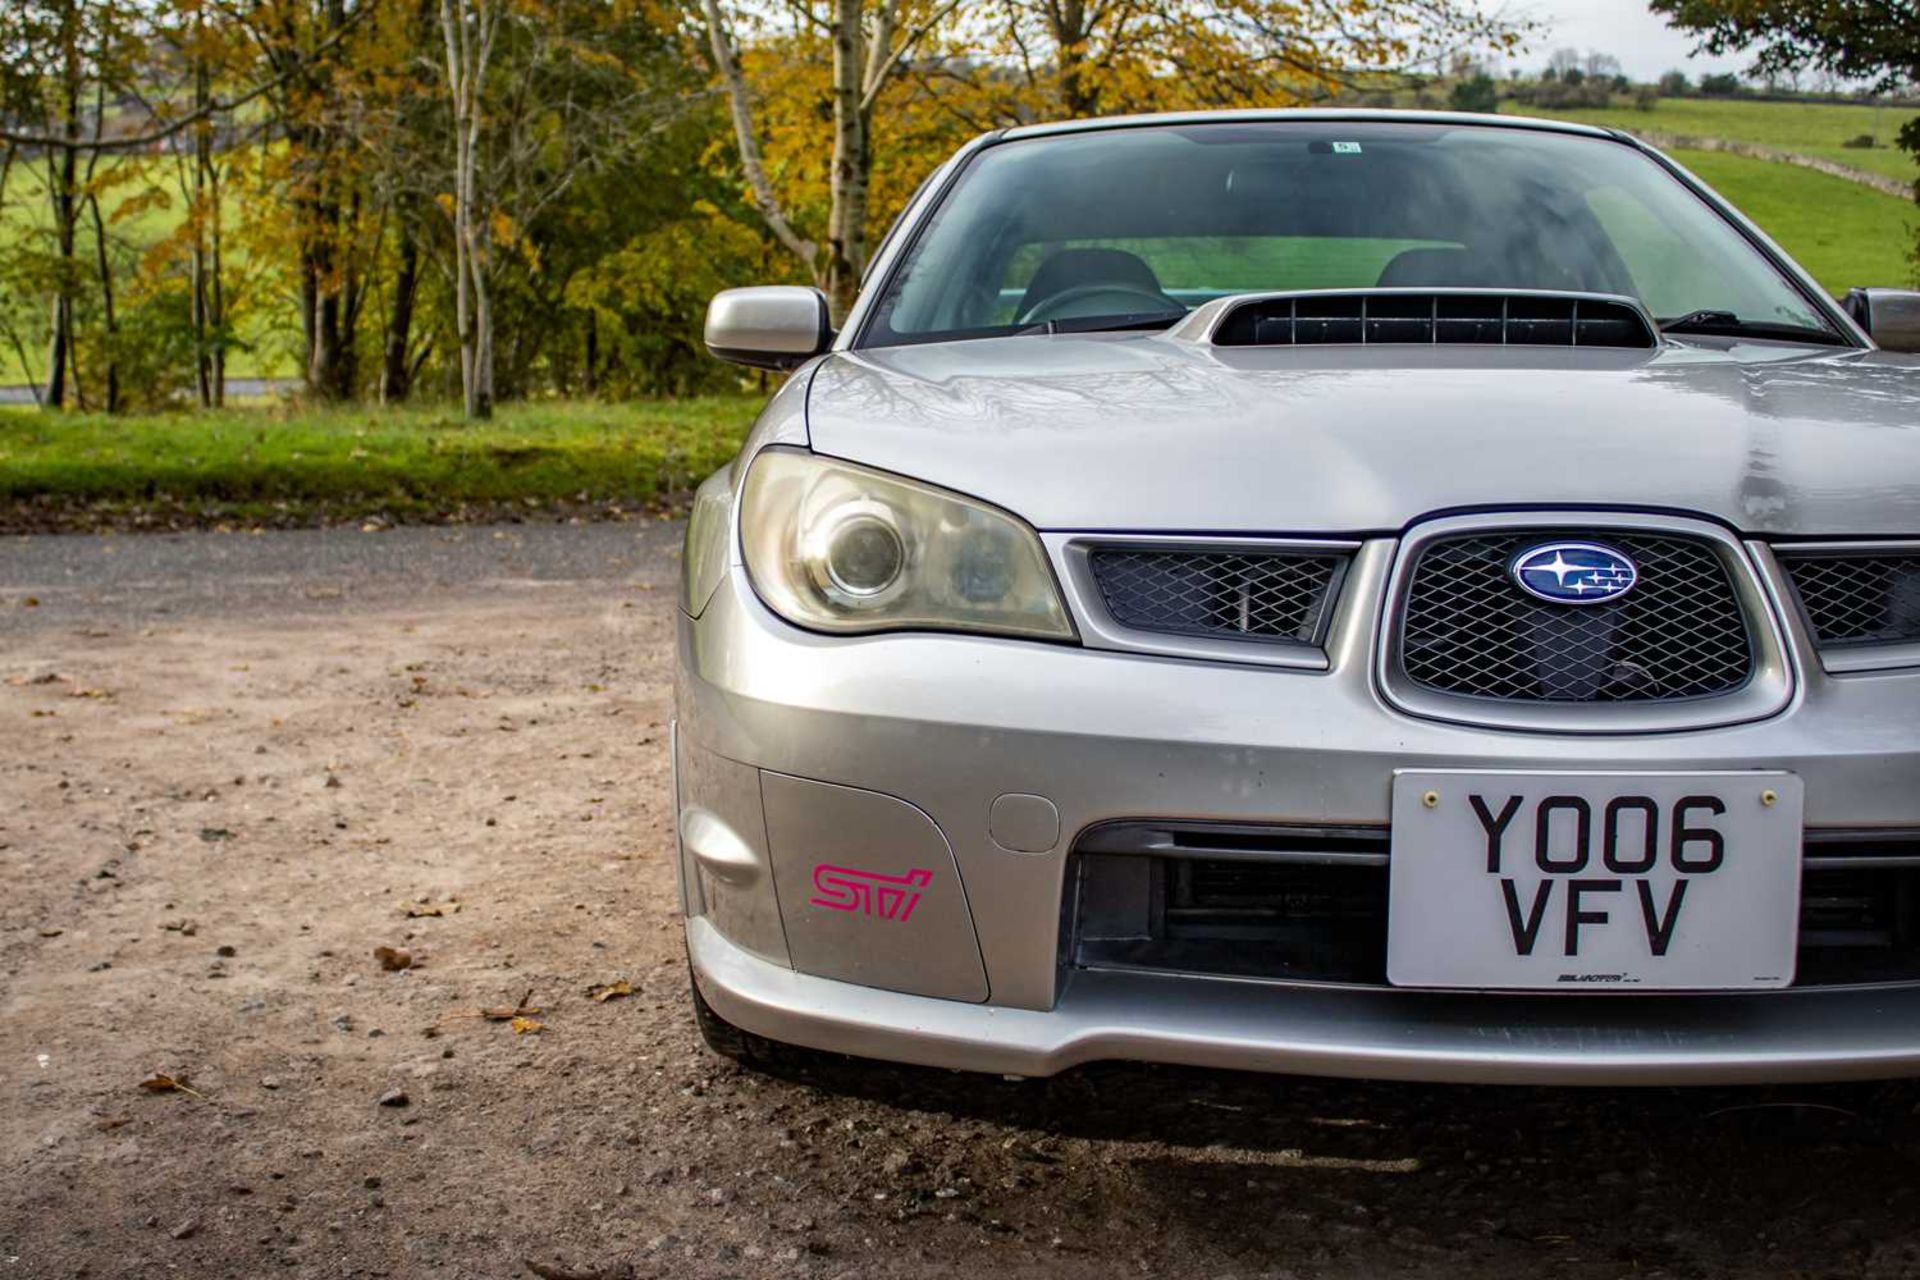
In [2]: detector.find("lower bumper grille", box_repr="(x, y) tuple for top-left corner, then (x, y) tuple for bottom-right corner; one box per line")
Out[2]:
(1071, 824), (1920, 990)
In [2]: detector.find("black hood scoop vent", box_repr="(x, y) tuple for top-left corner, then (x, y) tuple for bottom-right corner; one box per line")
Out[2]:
(1209, 290), (1657, 349)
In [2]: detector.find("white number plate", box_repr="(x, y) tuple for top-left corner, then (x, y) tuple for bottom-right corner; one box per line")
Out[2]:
(1387, 770), (1803, 991)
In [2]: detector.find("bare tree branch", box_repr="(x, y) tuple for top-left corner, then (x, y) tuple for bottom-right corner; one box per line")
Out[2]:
(860, 0), (968, 111)
(0, 9), (368, 151)
(699, 0), (817, 267)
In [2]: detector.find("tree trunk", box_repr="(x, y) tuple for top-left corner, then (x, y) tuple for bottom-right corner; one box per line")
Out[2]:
(43, 145), (77, 410)
(83, 75), (118, 414)
(190, 40), (219, 409)
(1050, 0), (1099, 117)
(581, 309), (598, 396)
(86, 192), (118, 413)
(824, 0), (868, 319)
(42, 4), (82, 411)
(441, 0), (498, 420)
(298, 0), (356, 402)
(701, 0), (817, 277)
(380, 219), (420, 403)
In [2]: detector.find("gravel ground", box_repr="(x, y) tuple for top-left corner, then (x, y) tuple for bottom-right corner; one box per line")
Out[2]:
(4, 523), (1920, 1280)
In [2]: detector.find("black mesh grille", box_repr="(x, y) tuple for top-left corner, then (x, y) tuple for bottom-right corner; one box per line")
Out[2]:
(1088, 548), (1344, 645)
(1400, 531), (1754, 703)
(1781, 553), (1920, 647)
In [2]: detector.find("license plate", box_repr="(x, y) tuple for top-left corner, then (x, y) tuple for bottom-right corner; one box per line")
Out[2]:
(1387, 770), (1803, 991)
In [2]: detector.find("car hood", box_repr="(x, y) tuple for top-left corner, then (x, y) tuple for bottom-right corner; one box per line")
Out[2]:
(804, 334), (1920, 536)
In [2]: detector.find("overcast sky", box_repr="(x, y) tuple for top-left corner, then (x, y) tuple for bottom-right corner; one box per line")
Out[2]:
(1502, 0), (1751, 80)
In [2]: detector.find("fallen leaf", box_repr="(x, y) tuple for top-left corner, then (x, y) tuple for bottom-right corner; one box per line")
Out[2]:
(510, 1017), (545, 1035)
(93, 1115), (133, 1131)
(405, 902), (458, 918)
(373, 946), (413, 972)
(586, 980), (633, 1003)
(138, 1073), (204, 1099)
(38, 927), (62, 938)
(67, 686), (110, 699)
(481, 987), (540, 1021)
(525, 1259), (636, 1280)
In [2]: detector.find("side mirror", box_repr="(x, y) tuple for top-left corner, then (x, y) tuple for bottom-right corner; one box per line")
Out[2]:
(705, 286), (834, 370)
(1844, 288), (1920, 354)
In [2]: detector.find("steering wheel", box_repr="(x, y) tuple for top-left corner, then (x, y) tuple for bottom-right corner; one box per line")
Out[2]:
(1017, 282), (1179, 325)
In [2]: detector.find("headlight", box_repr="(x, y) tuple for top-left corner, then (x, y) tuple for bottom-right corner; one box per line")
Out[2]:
(739, 448), (1074, 639)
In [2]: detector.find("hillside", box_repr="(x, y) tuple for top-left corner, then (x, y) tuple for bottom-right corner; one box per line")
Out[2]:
(1524, 95), (1920, 184)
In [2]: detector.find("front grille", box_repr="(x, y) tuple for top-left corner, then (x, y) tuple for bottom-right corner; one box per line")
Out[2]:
(1780, 551), (1920, 647)
(1070, 825), (1920, 990)
(1088, 548), (1344, 646)
(1399, 531), (1754, 702)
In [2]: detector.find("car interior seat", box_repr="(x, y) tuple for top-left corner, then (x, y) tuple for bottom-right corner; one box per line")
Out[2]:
(1017, 248), (1169, 319)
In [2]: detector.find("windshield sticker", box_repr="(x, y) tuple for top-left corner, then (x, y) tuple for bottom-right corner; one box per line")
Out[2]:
(1331, 141), (1363, 155)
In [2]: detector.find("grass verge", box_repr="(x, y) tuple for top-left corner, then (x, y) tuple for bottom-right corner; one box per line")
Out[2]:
(0, 397), (761, 532)
(1668, 149), (1918, 292)
(1524, 97), (1920, 184)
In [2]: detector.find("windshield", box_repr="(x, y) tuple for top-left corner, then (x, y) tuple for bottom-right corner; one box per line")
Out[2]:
(861, 121), (1836, 347)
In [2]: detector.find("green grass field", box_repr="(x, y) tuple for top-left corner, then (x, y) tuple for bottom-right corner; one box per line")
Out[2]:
(1, 154), (294, 388)
(1525, 96), (1920, 184)
(1668, 148), (1917, 291)
(0, 396), (759, 523)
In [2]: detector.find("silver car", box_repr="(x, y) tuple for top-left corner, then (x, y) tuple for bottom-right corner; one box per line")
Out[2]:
(675, 110), (1920, 1085)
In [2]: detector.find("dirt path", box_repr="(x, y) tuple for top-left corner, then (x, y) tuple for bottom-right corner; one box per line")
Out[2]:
(4, 525), (1920, 1280)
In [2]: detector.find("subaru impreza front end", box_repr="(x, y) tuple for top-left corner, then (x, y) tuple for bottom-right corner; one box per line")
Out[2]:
(673, 111), (1920, 1084)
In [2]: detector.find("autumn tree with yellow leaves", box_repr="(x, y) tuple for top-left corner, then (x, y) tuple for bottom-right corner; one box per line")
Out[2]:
(700, 0), (1526, 316)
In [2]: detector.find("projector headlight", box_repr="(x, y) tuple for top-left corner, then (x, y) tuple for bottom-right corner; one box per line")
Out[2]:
(739, 448), (1074, 640)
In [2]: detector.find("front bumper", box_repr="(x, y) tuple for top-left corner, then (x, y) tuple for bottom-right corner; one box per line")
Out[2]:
(690, 918), (1920, 1084)
(676, 556), (1920, 1083)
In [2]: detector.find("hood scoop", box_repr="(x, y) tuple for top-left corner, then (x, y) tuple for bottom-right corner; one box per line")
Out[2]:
(1206, 289), (1658, 349)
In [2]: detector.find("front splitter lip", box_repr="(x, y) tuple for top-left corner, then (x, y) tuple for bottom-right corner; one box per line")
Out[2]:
(689, 917), (1920, 1085)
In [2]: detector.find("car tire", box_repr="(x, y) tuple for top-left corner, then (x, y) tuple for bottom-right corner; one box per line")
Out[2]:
(688, 962), (792, 1067)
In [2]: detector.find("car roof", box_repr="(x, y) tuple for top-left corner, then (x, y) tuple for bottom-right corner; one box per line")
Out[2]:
(998, 108), (1619, 143)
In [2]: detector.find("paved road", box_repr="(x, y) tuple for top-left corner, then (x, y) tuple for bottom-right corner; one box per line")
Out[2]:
(0, 520), (683, 634)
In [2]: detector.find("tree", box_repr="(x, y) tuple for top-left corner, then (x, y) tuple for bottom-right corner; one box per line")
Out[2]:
(439, 0), (502, 419)
(704, 0), (1527, 317)
(1583, 51), (1622, 81)
(1657, 69), (1691, 95)
(1650, 0), (1919, 93)
(700, 0), (964, 318)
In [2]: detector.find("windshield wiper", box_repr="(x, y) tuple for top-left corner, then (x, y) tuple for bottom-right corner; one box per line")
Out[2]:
(1659, 309), (1846, 346)
(1007, 310), (1186, 337)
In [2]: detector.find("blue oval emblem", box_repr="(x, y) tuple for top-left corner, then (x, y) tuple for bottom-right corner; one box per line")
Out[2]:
(1510, 541), (1638, 605)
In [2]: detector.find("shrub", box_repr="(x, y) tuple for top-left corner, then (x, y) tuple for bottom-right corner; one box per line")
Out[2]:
(1447, 74), (1499, 114)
